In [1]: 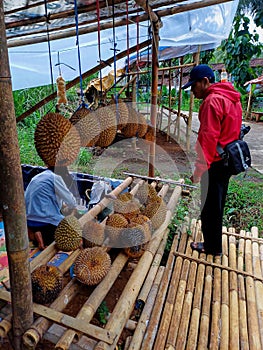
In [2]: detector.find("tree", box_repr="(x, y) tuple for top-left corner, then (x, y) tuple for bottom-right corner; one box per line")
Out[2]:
(238, 0), (263, 27)
(221, 15), (262, 88)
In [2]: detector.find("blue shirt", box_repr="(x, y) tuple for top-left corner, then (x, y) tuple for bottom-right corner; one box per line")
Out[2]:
(25, 169), (77, 226)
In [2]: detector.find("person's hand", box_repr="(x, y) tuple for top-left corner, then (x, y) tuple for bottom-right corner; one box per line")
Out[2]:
(190, 174), (201, 184)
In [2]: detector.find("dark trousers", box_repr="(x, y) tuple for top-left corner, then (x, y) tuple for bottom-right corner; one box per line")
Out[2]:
(200, 160), (231, 254)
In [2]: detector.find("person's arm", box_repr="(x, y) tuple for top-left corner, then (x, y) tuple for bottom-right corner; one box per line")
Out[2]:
(54, 175), (77, 209)
(193, 97), (223, 181)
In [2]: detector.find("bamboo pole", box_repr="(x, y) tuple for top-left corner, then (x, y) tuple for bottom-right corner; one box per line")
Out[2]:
(140, 231), (179, 350)
(251, 226), (263, 348)
(220, 231), (229, 350)
(128, 266), (165, 350)
(228, 230), (239, 350)
(7, 0), (234, 48)
(22, 279), (80, 349)
(237, 230), (249, 350)
(79, 176), (133, 226)
(209, 252), (221, 350)
(94, 226), (170, 349)
(152, 221), (189, 350)
(245, 232), (262, 350)
(0, 1), (34, 348)
(137, 229), (169, 303)
(166, 242), (195, 348)
(148, 12), (161, 178)
(16, 40), (151, 123)
(54, 252), (129, 350)
(175, 237), (200, 349)
(175, 56), (183, 140)
(185, 221), (206, 350)
(197, 254), (213, 350)
(0, 248), (80, 339)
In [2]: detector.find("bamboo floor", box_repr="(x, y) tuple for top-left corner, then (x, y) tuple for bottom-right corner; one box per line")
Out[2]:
(138, 220), (263, 350)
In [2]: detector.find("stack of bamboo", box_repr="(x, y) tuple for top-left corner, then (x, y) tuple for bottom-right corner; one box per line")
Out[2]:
(0, 176), (184, 350)
(132, 220), (263, 350)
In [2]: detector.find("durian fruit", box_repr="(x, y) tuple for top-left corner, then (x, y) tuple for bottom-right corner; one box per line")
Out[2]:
(131, 214), (153, 239)
(54, 215), (82, 252)
(109, 100), (129, 130)
(74, 247), (111, 285)
(121, 104), (138, 138)
(69, 107), (100, 147)
(31, 264), (63, 304)
(34, 112), (80, 167)
(124, 245), (145, 259)
(119, 222), (149, 247)
(113, 193), (141, 219)
(104, 213), (128, 247)
(135, 182), (158, 205)
(136, 111), (148, 138)
(82, 219), (105, 248)
(94, 106), (117, 148)
(142, 197), (167, 231)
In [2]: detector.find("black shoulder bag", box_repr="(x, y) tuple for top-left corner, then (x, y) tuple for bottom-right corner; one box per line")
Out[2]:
(216, 124), (252, 175)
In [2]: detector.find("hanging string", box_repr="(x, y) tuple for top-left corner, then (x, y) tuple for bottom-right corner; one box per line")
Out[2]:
(111, 0), (119, 103)
(96, 0), (103, 97)
(136, 5), (140, 106)
(73, 0), (86, 106)
(126, 0), (130, 73)
(44, 0), (55, 94)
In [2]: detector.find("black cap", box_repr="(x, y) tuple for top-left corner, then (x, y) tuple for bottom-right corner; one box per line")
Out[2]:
(182, 64), (215, 89)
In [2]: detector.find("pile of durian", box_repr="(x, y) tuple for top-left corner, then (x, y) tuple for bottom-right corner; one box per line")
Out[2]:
(104, 183), (167, 256)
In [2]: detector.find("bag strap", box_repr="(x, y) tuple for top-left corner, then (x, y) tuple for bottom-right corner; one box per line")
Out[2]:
(216, 144), (227, 159)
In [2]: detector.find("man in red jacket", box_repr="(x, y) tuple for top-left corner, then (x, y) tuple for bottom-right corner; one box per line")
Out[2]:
(182, 64), (242, 255)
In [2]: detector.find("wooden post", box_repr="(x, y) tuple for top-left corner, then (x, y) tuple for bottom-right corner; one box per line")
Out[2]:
(186, 50), (200, 151)
(0, 1), (34, 348)
(148, 17), (161, 177)
(246, 85), (252, 120)
(175, 56), (184, 140)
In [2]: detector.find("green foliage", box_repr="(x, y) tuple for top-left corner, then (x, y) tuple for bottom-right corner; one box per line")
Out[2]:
(97, 301), (109, 325)
(223, 172), (263, 234)
(221, 15), (262, 87)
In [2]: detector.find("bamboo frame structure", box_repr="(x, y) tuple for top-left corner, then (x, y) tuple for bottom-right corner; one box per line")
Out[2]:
(0, 1), (33, 348)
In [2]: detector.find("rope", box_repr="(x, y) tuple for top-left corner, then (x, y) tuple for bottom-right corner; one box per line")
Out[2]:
(73, 0), (85, 105)
(126, 0), (130, 72)
(44, 0), (54, 92)
(96, 0), (103, 96)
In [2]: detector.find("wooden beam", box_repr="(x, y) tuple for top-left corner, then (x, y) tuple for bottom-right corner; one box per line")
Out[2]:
(16, 39), (151, 122)
(7, 0), (234, 48)
(0, 1), (34, 348)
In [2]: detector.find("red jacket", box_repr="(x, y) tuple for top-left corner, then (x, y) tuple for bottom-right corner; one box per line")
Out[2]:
(194, 82), (242, 178)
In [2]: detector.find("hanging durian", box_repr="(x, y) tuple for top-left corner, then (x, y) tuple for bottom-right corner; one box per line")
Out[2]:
(121, 104), (138, 138)
(94, 106), (117, 148)
(136, 111), (148, 138)
(74, 247), (111, 285)
(54, 215), (82, 252)
(34, 112), (80, 167)
(69, 107), (100, 147)
(109, 99), (129, 131)
(31, 264), (63, 304)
